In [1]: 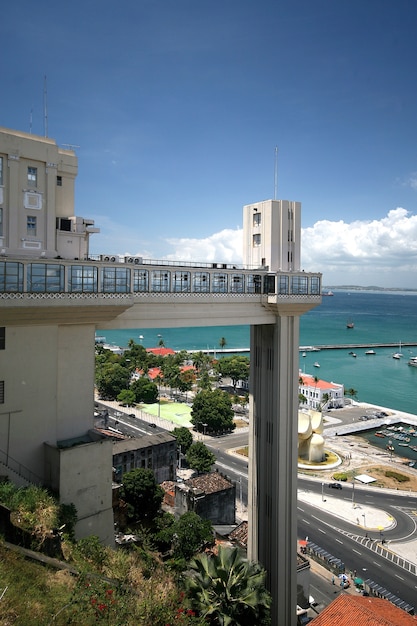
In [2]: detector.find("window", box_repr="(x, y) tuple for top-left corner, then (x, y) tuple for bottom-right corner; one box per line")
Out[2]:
(27, 167), (37, 186)
(253, 212), (261, 227)
(0, 261), (24, 292)
(0, 327), (4, 350)
(27, 263), (64, 292)
(172, 271), (190, 293)
(0, 208), (2, 237)
(150, 270), (170, 292)
(253, 234), (261, 247)
(212, 272), (227, 293)
(192, 272), (210, 293)
(133, 269), (148, 292)
(101, 267), (130, 293)
(0, 381), (4, 404)
(69, 265), (98, 292)
(0, 156), (3, 185)
(56, 176), (62, 186)
(27, 216), (37, 236)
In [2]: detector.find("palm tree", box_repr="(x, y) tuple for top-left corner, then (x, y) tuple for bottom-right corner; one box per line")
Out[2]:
(184, 544), (271, 625)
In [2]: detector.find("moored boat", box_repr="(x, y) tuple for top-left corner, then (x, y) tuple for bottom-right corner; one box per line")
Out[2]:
(346, 320), (354, 329)
(408, 356), (417, 367)
(365, 349), (376, 355)
(314, 362), (320, 368)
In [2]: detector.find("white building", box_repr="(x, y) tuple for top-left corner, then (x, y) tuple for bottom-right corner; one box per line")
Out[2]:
(299, 373), (344, 410)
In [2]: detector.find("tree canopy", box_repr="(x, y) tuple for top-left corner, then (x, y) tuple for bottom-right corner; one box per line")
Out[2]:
(120, 468), (164, 521)
(191, 389), (235, 435)
(130, 377), (158, 403)
(172, 427), (193, 454)
(216, 355), (250, 392)
(186, 442), (216, 474)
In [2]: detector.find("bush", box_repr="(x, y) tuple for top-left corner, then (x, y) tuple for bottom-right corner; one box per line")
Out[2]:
(384, 470), (410, 483)
(332, 472), (348, 482)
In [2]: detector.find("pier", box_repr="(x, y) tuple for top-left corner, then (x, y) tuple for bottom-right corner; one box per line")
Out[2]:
(300, 342), (417, 351)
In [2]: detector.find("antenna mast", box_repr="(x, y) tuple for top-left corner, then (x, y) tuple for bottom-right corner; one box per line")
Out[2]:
(274, 146), (278, 200)
(43, 75), (48, 137)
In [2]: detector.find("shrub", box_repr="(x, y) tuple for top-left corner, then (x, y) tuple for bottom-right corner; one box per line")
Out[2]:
(384, 470), (410, 483)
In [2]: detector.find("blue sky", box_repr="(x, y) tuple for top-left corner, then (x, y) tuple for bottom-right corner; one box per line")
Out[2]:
(2, 0), (417, 287)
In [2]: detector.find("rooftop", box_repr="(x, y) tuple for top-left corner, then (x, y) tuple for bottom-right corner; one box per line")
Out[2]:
(311, 594), (417, 625)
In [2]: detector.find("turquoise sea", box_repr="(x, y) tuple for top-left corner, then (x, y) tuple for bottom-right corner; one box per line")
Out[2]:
(98, 290), (417, 416)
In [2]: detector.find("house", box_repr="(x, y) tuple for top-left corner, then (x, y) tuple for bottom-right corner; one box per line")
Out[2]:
(299, 373), (344, 410)
(110, 432), (177, 484)
(311, 594), (416, 625)
(175, 472), (235, 525)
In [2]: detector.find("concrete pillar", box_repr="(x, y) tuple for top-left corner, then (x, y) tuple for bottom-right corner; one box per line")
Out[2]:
(248, 316), (300, 626)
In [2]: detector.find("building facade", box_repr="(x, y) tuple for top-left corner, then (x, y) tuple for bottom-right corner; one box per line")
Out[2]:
(299, 373), (344, 410)
(112, 432), (177, 484)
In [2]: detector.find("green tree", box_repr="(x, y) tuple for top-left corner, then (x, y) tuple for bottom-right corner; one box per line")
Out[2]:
(172, 427), (193, 454)
(119, 468), (164, 521)
(95, 362), (131, 400)
(171, 512), (213, 560)
(186, 442), (216, 474)
(345, 387), (358, 400)
(184, 544), (272, 625)
(191, 389), (235, 434)
(117, 388), (136, 406)
(216, 356), (250, 392)
(130, 377), (158, 403)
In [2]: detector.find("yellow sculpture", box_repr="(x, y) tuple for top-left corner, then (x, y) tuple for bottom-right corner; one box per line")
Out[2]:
(298, 409), (325, 462)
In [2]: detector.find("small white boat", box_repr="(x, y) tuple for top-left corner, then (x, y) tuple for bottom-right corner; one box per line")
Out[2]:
(314, 362), (320, 368)
(392, 341), (403, 359)
(352, 353), (357, 358)
(365, 350), (376, 355)
(408, 357), (417, 368)
(302, 352), (306, 357)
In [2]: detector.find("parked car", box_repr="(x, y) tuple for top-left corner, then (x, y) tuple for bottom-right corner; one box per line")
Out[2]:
(359, 415), (369, 421)
(328, 483), (342, 489)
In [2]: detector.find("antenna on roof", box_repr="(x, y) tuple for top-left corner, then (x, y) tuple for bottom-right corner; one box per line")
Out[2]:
(274, 146), (278, 200)
(29, 108), (33, 134)
(43, 75), (48, 137)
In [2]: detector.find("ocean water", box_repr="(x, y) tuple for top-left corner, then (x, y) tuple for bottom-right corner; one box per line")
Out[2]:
(98, 290), (417, 416)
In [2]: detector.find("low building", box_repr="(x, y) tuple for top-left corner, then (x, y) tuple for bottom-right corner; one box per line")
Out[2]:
(299, 373), (344, 410)
(310, 594), (416, 625)
(175, 472), (235, 525)
(111, 432), (177, 484)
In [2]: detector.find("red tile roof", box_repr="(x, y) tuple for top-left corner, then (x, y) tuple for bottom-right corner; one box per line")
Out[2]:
(299, 374), (341, 390)
(312, 595), (417, 625)
(146, 347), (176, 356)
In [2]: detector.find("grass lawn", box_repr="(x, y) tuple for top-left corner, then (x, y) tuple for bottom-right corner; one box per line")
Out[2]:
(139, 400), (193, 427)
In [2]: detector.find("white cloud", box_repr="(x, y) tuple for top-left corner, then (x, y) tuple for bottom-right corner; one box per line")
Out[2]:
(163, 228), (243, 264)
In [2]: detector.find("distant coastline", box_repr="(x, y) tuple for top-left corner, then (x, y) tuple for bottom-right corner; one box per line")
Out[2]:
(323, 285), (417, 293)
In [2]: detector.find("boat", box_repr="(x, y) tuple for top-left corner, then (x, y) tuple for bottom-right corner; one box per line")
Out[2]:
(393, 341), (403, 359)
(322, 290), (334, 296)
(313, 362), (320, 368)
(302, 352), (306, 357)
(346, 320), (354, 329)
(351, 353), (357, 357)
(375, 431), (386, 438)
(408, 357), (417, 367)
(365, 350), (376, 355)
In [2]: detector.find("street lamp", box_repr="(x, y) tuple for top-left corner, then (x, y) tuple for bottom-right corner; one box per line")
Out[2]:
(321, 482), (325, 502)
(352, 473), (356, 508)
(362, 513), (366, 528)
(202, 422), (208, 437)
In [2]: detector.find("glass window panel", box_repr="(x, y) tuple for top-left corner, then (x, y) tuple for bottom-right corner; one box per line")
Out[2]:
(150, 270), (170, 292)
(69, 265), (98, 292)
(277, 275), (289, 294)
(27, 264), (64, 292)
(246, 274), (262, 294)
(101, 267), (130, 293)
(133, 269), (149, 292)
(230, 273), (244, 293)
(310, 276), (321, 295)
(172, 271), (190, 292)
(212, 273), (227, 293)
(192, 272), (210, 293)
(291, 275), (308, 295)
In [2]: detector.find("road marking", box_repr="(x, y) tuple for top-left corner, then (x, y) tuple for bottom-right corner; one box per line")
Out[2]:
(302, 519), (311, 525)
(352, 549), (362, 555)
(318, 528), (326, 534)
(372, 561), (381, 567)
(336, 538), (343, 544)
(395, 574), (404, 581)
